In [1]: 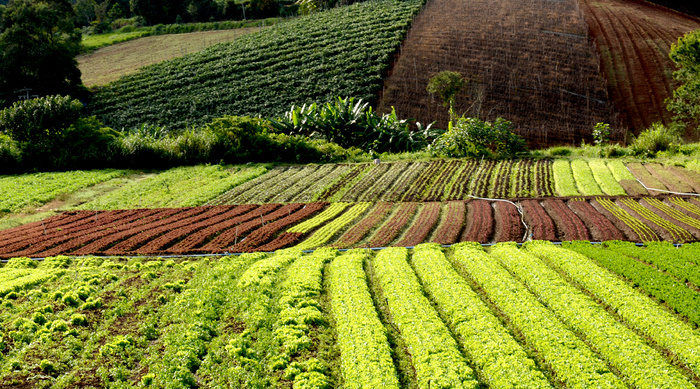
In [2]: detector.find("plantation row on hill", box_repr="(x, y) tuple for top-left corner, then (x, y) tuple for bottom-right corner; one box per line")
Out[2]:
(1, 242), (699, 387)
(2, 193), (700, 259)
(88, 0), (422, 130)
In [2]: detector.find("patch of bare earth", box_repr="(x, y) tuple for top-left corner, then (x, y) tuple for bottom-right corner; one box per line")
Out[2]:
(377, 0), (616, 147)
(579, 0), (700, 137)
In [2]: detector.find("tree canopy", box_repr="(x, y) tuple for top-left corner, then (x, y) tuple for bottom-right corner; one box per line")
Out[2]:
(0, 0), (83, 106)
(667, 29), (700, 132)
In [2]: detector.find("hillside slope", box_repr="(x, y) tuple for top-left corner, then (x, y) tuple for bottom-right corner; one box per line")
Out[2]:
(78, 29), (260, 87)
(377, 0), (617, 146)
(88, 0), (422, 131)
(580, 0), (700, 136)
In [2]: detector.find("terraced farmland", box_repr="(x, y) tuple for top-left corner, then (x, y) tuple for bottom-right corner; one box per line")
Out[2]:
(89, 0), (423, 130)
(2, 242), (700, 387)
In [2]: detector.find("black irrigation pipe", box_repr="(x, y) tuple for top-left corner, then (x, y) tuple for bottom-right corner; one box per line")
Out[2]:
(0, 241), (684, 264)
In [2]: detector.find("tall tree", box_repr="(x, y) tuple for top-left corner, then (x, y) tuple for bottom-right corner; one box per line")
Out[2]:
(668, 29), (700, 133)
(0, 0), (82, 105)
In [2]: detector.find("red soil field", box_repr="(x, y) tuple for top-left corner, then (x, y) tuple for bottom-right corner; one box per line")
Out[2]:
(377, 0), (616, 146)
(579, 0), (700, 136)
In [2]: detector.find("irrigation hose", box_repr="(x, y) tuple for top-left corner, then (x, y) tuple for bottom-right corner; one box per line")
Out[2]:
(625, 165), (700, 197)
(464, 195), (530, 242)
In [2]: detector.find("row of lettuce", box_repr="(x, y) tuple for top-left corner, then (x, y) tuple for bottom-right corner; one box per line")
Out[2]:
(2, 241), (700, 387)
(4, 158), (700, 217)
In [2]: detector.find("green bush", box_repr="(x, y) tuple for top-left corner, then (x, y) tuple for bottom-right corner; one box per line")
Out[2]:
(0, 133), (21, 173)
(0, 96), (121, 170)
(268, 97), (436, 153)
(0, 95), (82, 145)
(430, 117), (527, 158)
(630, 122), (682, 157)
(548, 146), (572, 156)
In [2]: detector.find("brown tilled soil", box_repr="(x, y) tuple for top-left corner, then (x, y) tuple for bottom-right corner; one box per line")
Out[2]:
(377, 0), (617, 147)
(579, 0), (700, 137)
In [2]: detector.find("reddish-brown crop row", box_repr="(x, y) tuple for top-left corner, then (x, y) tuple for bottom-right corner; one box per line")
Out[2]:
(2, 196), (700, 258)
(365, 202), (419, 248)
(461, 200), (493, 243)
(334, 202), (394, 248)
(542, 199), (589, 241)
(430, 201), (466, 245)
(227, 203), (328, 253)
(521, 200), (556, 241)
(395, 202), (441, 247)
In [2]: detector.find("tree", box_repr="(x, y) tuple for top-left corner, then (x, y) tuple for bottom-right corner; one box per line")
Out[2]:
(73, 0), (97, 26)
(0, 0), (82, 105)
(427, 71), (467, 129)
(667, 29), (700, 133)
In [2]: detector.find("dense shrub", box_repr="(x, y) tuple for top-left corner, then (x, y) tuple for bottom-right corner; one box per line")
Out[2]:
(0, 134), (21, 173)
(630, 122), (682, 157)
(430, 117), (526, 158)
(110, 116), (352, 169)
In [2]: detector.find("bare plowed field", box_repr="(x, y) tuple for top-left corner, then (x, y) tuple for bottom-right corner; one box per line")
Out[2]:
(579, 0), (700, 135)
(377, 0), (617, 146)
(3, 196), (700, 258)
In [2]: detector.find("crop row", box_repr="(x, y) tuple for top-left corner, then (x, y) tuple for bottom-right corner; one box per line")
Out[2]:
(89, 0), (423, 130)
(0, 170), (125, 214)
(3, 243), (700, 386)
(78, 165), (267, 210)
(493, 243), (692, 387)
(4, 161), (700, 224)
(211, 160), (700, 204)
(4, 195), (700, 258)
(372, 247), (479, 388)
